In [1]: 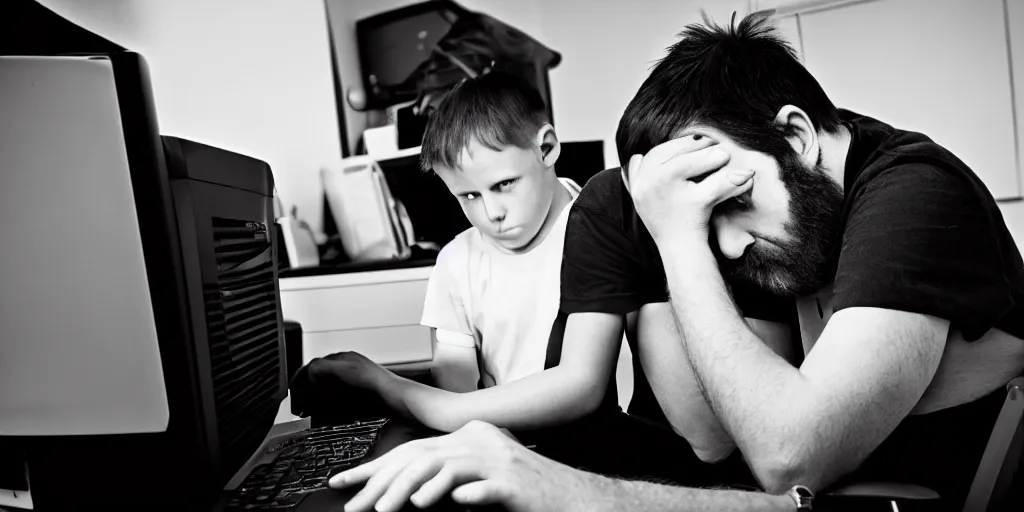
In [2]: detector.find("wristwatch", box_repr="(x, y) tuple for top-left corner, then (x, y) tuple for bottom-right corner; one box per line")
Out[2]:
(787, 485), (814, 511)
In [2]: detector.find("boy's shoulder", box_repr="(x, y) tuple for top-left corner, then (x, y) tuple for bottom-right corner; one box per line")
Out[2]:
(434, 226), (481, 270)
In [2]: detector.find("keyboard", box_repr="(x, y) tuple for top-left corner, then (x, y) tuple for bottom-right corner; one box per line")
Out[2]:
(226, 417), (389, 511)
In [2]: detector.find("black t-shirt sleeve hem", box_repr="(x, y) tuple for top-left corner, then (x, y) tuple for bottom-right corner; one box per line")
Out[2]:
(560, 292), (668, 316)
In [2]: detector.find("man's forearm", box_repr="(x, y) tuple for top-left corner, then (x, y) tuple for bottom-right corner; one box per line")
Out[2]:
(659, 239), (811, 486)
(591, 473), (792, 512)
(376, 366), (605, 433)
(637, 303), (736, 461)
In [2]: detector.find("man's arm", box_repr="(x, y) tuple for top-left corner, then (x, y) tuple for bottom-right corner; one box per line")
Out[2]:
(637, 302), (794, 462)
(374, 313), (623, 433)
(330, 420), (795, 512)
(660, 240), (947, 492)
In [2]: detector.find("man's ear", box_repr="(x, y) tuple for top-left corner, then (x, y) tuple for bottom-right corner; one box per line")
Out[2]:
(536, 124), (561, 168)
(774, 105), (819, 167)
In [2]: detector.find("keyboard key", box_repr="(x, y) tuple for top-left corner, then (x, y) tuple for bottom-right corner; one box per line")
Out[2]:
(279, 474), (302, 486)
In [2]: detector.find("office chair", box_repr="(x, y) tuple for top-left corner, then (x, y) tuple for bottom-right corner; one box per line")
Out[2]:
(826, 376), (1024, 511)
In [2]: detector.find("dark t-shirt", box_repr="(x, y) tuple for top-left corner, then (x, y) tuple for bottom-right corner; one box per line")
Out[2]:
(559, 109), (1024, 505)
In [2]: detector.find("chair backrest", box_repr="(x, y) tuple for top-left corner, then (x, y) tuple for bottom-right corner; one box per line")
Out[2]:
(963, 376), (1024, 511)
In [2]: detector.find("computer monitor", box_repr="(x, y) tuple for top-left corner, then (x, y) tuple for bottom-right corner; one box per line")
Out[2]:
(376, 150), (472, 249)
(0, 4), (286, 510)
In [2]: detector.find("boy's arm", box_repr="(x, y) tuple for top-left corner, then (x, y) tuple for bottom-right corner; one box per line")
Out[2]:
(430, 328), (480, 393)
(373, 312), (623, 433)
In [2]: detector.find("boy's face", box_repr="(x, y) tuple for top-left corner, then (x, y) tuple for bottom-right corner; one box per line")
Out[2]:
(435, 135), (557, 252)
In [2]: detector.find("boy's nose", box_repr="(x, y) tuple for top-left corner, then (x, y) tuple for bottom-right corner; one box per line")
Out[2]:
(482, 196), (506, 223)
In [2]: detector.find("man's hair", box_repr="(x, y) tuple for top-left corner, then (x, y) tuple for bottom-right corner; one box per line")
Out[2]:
(616, 11), (842, 168)
(420, 72), (548, 173)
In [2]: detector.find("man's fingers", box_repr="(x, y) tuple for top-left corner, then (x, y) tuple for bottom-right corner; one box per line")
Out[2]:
(646, 134), (717, 164)
(373, 456), (444, 512)
(451, 480), (508, 507)
(662, 145), (730, 181)
(329, 456), (384, 488)
(700, 168), (755, 206)
(342, 453), (415, 512)
(410, 458), (482, 508)
(331, 435), (432, 489)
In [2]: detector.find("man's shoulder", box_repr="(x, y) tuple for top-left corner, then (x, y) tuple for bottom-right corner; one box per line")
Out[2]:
(844, 111), (985, 200)
(573, 167), (629, 223)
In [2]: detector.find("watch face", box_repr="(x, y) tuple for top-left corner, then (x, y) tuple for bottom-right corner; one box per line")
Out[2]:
(790, 485), (814, 510)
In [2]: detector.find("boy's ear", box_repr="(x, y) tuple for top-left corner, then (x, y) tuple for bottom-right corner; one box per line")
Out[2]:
(536, 124), (561, 168)
(774, 105), (819, 167)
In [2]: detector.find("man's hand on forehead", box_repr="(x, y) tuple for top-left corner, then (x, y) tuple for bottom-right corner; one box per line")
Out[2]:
(624, 134), (754, 244)
(649, 133), (719, 164)
(622, 134), (721, 189)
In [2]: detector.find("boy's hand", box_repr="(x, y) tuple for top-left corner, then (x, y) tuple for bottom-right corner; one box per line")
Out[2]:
(623, 135), (753, 245)
(329, 420), (592, 512)
(307, 351), (391, 391)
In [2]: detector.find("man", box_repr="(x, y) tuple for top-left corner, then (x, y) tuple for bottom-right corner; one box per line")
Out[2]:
(329, 12), (1024, 512)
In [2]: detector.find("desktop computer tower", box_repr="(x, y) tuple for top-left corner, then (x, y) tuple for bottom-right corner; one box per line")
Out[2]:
(0, 4), (287, 509)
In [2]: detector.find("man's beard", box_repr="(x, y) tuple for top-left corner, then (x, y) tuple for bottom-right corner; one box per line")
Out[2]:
(717, 152), (844, 297)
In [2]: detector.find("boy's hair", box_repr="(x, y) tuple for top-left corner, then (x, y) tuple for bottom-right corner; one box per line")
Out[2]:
(420, 72), (548, 173)
(616, 11), (842, 169)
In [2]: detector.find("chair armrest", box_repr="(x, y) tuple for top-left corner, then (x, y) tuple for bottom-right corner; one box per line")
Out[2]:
(825, 481), (940, 500)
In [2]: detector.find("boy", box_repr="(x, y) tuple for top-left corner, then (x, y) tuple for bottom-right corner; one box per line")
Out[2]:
(308, 72), (621, 435)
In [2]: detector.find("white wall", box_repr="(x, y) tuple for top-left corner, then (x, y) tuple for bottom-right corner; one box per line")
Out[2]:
(37, 0), (342, 234)
(541, 0), (752, 168)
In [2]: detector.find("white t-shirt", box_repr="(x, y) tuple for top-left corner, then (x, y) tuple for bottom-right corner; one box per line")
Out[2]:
(420, 178), (581, 387)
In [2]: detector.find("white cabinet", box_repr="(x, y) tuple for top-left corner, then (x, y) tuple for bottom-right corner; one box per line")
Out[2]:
(280, 267), (436, 367)
(763, 0), (1021, 200)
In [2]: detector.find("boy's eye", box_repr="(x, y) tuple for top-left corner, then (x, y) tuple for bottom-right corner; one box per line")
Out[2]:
(496, 178), (519, 191)
(463, 192), (479, 200)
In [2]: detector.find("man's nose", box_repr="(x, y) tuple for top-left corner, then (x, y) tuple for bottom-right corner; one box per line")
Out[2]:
(714, 219), (755, 260)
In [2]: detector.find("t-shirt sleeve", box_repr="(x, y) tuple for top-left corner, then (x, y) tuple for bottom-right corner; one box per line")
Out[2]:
(560, 204), (664, 314)
(832, 164), (1015, 341)
(421, 244), (476, 348)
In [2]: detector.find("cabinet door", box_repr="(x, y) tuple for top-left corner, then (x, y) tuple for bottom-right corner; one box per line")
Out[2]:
(797, 0), (1020, 199)
(1009, 0), (1024, 199)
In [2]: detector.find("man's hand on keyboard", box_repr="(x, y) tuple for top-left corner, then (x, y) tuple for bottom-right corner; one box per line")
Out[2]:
(327, 420), (595, 512)
(308, 351), (390, 391)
